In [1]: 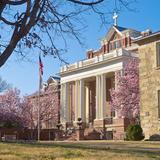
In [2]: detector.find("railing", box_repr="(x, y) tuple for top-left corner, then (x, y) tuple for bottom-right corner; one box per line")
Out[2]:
(60, 48), (137, 73)
(82, 58), (95, 66)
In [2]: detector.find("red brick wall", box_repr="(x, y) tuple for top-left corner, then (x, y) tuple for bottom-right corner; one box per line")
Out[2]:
(0, 128), (58, 141)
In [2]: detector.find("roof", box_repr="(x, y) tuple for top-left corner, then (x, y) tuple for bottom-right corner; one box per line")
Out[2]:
(103, 25), (140, 42)
(134, 30), (160, 44)
(104, 25), (123, 41)
(114, 25), (128, 32)
(49, 76), (60, 80)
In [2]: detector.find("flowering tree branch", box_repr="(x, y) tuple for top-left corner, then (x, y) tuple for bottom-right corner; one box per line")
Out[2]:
(110, 58), (140, 120)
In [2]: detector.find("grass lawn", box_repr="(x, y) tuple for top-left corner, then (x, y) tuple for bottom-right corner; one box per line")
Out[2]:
(0, 141), (160, 160)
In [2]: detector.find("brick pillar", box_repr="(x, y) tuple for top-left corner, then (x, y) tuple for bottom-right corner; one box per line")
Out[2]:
(107, 42), (110, 53)
(128, 37), (131, 46)
(85, 84), (90, 123)
(76, 129), (84, 141)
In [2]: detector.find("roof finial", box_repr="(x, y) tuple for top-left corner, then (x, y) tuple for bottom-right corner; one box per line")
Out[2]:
(113, 12), (118, 26)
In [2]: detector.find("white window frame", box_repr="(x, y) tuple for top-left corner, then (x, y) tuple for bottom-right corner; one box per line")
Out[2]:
(156, 42), (160, 67)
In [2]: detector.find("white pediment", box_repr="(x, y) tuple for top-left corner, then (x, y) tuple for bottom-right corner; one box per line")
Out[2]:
(101, 26), (129, 45)
(47, 76), (60, 85)
(106, 26), (123, 41)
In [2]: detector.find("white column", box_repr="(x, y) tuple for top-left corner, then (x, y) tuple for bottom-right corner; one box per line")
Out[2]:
(60, 83), (70, 124)
(96, 75), (100, 119)
(85, 85), (90, 123)
(79, 79), (85, 121)
(75, 80), (79, 122)
(61, 84), (66, 123)
(100, 74), (106, 119)
(114, 72), (118, 118)
(74, 79), (86, 122)
(60, 83), (65, 123)
(65, 83), (70, 122)
(96, 74), (106, 120)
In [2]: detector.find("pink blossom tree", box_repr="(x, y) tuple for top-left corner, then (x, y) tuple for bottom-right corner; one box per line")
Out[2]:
(26, 86), (60, 129)
(110, 58), (140, 120)
(0, 88), (26, 128)
(0, 87), (60, 129)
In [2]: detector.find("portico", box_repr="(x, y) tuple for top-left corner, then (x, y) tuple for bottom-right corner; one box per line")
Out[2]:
(60, 24), (140, 140)
(60, 48), (135, 129)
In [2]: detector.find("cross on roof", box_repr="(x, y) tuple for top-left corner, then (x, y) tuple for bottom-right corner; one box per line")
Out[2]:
(113, 12), (118, 26)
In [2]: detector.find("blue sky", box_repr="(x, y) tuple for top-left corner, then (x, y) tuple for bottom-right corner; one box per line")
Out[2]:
(0, 0), (160, 95)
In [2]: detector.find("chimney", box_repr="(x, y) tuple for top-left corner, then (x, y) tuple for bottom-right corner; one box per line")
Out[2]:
(141, 29), (152, 37)
(86, 49), (94, 59)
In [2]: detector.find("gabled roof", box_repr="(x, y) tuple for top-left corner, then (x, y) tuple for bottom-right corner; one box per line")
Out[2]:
(104, 25), (128, 42)
(47, 76), (60, 82)
(49, 76), (60, 81)
(47, 76), (60, 85)
(114, 25), (128, 32)
(103, 25), (140, 43)
(103, 26), (121, 42)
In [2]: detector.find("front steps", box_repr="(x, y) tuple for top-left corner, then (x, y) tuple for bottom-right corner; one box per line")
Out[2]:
(57, 127), (102, 141)
(84, 127), (101, 140)
(58, 117), (132, 141)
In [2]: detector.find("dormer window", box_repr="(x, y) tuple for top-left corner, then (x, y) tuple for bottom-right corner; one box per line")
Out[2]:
(86, 26), (139, 58)
(115, 40), (122, 48)
(109, 39), (122, 51)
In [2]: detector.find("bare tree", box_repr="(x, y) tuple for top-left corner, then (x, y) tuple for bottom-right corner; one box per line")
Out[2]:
(0, 0), (135, 67)
(0, 76), (10, 92)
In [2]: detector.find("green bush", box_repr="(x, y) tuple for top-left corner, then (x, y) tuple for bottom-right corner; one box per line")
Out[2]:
(126, 124), (144, 141)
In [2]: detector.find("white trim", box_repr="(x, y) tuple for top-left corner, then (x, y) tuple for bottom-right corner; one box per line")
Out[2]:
(60, 49), (137, 74)
(134, 31), (160, 42)
(113, 26), (123, 36)
(61, 62), (123, 83)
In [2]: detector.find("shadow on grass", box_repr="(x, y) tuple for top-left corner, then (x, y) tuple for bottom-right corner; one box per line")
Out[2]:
(1, 141), (160, 160)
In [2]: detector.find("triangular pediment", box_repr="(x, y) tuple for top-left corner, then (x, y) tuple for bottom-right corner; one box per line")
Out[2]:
(103, 25), (128, 42)
(47, 76), (60, 85)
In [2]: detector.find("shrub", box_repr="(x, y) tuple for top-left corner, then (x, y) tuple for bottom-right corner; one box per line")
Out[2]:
(126, 124), (144, 141)
(149, 134), (160, 141)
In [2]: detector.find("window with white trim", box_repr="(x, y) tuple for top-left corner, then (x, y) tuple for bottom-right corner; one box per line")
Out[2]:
(156, 42), (160, 67)
(157, 90), (160, 118)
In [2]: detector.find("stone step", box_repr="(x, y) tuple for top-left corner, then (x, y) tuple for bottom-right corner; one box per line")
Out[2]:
(84, 128), (101, 140)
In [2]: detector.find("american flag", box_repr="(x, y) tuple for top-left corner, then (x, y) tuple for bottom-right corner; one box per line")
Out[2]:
(39, 55), (43, 89)
(39, 55), (43, 75)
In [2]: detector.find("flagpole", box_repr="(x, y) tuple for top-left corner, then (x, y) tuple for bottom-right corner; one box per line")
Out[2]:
(38, 73), (40, 142)
(38, 53), (43, 142)
(38, 54), (41, 142)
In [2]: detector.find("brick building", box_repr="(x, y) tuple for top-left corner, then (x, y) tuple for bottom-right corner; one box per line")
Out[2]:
(135, 31), (160, 140)
(60, 24), (141, 140)
(28, 76), (60, 129)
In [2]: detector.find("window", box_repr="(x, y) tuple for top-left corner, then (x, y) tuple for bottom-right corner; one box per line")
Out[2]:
(109, 43), (112, 51)
(157, 90), (160, 118)
(115, 40), (121, 48)
(109, 40), (122, 51)
(156, 42), (160, 67)
(106, 78), (111, 101)
(111, 111), (115, 117)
